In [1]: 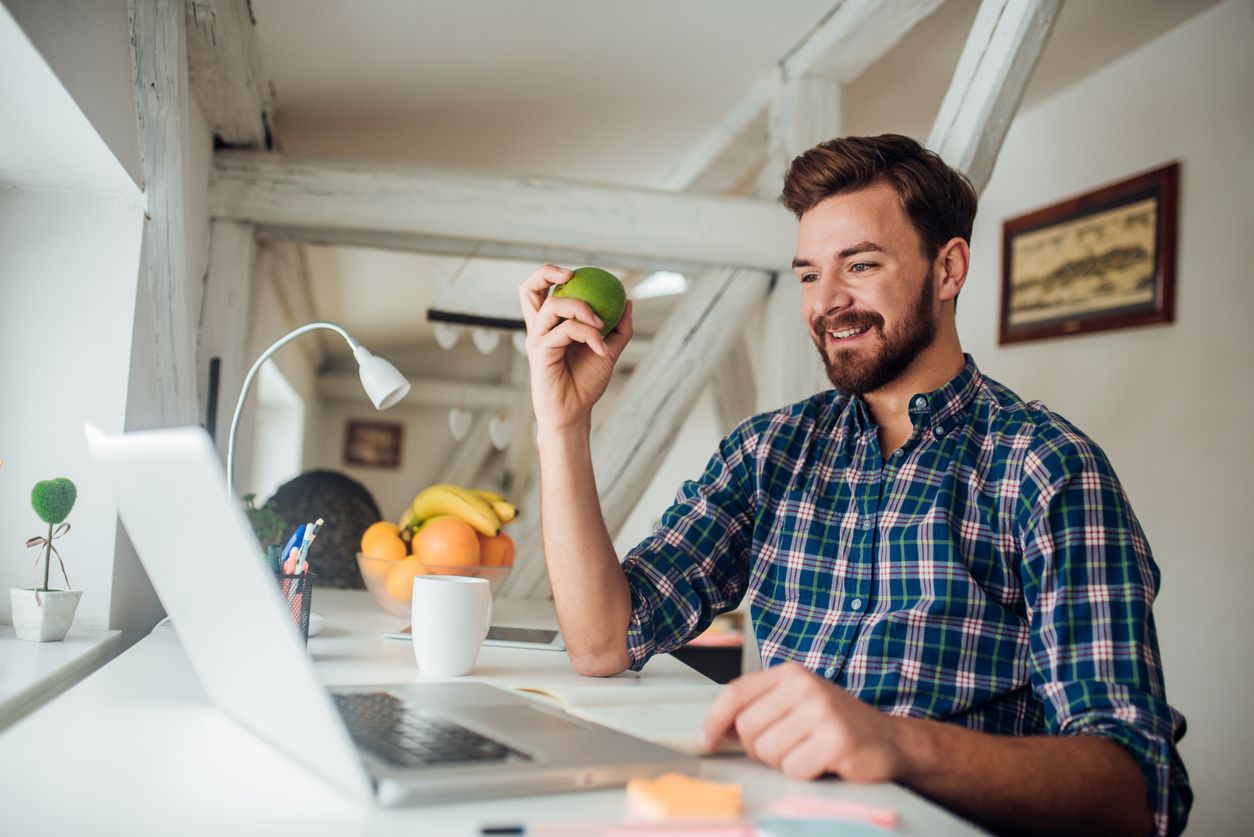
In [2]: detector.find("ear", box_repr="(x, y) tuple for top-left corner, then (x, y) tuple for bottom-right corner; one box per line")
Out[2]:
(934, 237), (970, 303)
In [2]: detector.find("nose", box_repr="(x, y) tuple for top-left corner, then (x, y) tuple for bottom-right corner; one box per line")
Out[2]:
(805, 272), (855, 321)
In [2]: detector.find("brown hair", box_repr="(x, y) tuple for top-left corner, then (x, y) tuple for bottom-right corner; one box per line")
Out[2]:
(781, 134), (978, 261)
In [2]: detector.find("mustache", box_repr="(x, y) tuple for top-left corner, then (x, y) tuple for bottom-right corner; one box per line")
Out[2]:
(813, 312), (883, 334)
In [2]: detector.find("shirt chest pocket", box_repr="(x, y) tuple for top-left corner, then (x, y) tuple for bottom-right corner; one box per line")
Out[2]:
(751, 486), (857, 605)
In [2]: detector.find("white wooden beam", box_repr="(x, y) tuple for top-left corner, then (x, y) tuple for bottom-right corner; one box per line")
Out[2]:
(659, 0), (944, 196)
(197, 220), (256, 458)
(711, 339), (758, 436)
(210, 152), (796, 273)
(184, 0), (273, 148)
(253, 224), (703, 276)
(318, 373), (519, 410)
(782, 0), (947, 83)
(504, 267), (773, 599)
(927, 0), (1062, 194)
(132, 0), (199, 425)
(439, 412), (497, 491)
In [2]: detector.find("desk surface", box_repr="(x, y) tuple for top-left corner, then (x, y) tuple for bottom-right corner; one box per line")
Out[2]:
(0, 590), (983, 837)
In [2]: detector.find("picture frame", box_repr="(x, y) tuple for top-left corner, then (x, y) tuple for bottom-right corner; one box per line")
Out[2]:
(999, 162), (1178, 344)
(343, 420), (403, 469)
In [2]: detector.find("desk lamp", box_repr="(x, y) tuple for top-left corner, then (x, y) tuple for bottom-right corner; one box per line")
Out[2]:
(226, 321), (411, 497)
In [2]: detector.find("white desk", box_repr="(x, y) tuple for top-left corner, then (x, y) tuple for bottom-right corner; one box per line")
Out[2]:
(0, 590), (983, 836)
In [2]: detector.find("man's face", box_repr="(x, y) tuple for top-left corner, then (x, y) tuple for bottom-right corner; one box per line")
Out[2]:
(792, 183), (939, 396)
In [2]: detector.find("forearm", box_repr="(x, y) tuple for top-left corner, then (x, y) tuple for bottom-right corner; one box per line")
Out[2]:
(536, 423), (632, 676)
(894, 717), (1153, 837)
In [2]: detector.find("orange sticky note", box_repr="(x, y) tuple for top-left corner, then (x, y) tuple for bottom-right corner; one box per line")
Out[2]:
(626, 773), (742, 819)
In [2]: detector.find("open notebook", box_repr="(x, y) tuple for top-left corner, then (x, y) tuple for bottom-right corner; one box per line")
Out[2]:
(506, 679), (745, 757)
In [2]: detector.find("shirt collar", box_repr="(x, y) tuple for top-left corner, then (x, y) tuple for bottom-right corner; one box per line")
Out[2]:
(905, 353), (981, 434)
(834, 354), (982, 436)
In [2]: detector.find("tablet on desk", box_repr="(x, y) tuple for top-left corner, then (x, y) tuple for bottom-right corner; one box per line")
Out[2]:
(384, 625), (566, 651)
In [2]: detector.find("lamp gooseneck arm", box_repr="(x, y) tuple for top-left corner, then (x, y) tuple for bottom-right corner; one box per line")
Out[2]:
(226, 321), (359, 499)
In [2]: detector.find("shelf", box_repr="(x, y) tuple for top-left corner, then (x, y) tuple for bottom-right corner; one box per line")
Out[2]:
(0, 625), (122, 731)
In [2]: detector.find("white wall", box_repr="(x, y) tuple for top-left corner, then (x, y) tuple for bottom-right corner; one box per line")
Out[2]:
(0, 1), (146, 630)
(0, 191), (144, 628)
(0, 0), (215, 644)
(960, 3), (1254, 832)
(309, 401), (467, 524)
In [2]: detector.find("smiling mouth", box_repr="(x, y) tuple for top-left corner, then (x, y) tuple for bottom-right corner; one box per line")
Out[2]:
(826, 324), (873, 342)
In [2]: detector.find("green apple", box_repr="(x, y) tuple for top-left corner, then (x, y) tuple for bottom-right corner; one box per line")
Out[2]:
(553, 267), (626, 337)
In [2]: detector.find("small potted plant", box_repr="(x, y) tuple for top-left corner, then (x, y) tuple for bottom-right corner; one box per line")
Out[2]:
(12, 477), (81, 641)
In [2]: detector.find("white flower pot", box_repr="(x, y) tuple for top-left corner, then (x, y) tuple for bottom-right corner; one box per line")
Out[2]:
(9, 588), (82, 642)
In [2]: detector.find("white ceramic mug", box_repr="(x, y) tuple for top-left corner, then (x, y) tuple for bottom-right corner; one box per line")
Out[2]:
(410, 575), (493, 676)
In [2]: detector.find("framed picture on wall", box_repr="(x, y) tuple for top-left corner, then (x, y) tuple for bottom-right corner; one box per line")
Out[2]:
(343, 420), (403, 469)
(999, 162), (1178, 344)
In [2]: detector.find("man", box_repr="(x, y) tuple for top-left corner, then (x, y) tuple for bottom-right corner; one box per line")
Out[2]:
(517, 135), (1190, 836)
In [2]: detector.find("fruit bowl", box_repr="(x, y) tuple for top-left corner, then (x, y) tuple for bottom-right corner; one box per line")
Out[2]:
(357, 552), (512, 618)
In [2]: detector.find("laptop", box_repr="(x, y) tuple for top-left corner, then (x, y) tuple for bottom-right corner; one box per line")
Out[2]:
(85, 424), (696, 806)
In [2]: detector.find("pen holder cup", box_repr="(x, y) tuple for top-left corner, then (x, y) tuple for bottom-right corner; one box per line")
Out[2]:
(276, 572), (316, 645)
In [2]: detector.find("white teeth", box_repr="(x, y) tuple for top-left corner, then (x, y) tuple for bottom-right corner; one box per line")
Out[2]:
(829, 325), (869, 340)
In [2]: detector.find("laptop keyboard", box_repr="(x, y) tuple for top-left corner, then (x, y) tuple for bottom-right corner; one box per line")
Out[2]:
(333, 692), (532, 769)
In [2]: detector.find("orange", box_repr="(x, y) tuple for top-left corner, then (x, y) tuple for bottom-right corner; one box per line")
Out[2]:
(478, 532), (515, 567)
(361, 521), (407, 562)
(413, 517), (480, 575)
(385, 557), (430, 604)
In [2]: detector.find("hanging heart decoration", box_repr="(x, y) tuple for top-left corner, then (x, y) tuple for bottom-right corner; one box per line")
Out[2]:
(433, 322), (462, 351)
(489, 414), (514, 451)
(471, 327), (501, 355)
(512, 331), (528, 356)
(448, 407), (472, 441)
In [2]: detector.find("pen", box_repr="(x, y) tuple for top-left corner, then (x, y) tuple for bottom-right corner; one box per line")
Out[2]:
(480, 823), (754, 836)
(280, 524), (306, 565)
(296, 518), (323, 573)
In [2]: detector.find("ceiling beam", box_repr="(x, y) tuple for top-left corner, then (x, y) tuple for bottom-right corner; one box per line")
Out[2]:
(185, 0), (273, 148)
(210, 152), (796, 273)
(318, 373), (519, 411)
(253, 224), (710, 276)
(659, 0), (945, 194)
(927, 0), (1062, 193)
(782, 0), (947, 83)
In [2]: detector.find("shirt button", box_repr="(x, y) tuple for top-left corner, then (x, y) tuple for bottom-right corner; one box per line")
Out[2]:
(850, 598), (863, 611)
(935, 425), (946, 437)
(824, 666), (836, 679)
(913, 396), (927, 410)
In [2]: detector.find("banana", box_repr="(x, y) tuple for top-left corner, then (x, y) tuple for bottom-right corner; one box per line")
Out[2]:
(490, 500), (517, 524)
(471, 489), (517, 524)
(411, 484), (500, 537)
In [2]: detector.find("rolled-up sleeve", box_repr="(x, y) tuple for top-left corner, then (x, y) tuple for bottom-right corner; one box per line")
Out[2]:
(621, 423), (757, 671)
(1018, 430), (1192, 836)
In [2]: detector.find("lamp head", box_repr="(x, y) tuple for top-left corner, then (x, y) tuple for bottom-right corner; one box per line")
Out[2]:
(352, 345), (411, 409)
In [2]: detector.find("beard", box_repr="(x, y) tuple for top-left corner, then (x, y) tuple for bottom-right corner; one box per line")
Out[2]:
(812, 271), (938, 396)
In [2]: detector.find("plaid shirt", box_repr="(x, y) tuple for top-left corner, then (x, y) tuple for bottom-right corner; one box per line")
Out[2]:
(622, 355), (1191, 836)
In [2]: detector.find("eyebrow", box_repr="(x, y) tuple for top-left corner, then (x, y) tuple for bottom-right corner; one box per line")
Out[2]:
(792, 242), (886, 270)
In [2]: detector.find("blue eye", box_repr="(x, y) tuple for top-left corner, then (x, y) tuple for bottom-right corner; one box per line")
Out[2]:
(850, 263), (872, 272)
(799, 273), (818, 283)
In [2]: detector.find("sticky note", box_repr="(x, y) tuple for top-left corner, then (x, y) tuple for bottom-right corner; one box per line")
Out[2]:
(764, 796), (899, 828)
(625, 773), (742, 819)
(755, 817), (896, 837)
